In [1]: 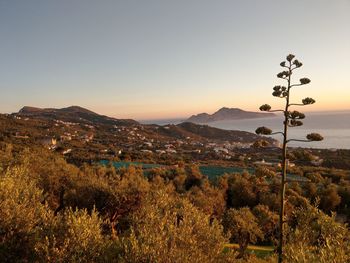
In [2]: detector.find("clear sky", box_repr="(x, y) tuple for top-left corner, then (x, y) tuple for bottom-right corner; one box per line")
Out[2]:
(1, 1), (349, 120)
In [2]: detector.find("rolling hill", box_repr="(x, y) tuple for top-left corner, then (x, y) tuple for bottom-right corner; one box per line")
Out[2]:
(16, 106), (138, 126)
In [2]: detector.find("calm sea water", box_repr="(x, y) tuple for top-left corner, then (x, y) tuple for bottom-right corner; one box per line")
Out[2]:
(140, 111), (350, 149)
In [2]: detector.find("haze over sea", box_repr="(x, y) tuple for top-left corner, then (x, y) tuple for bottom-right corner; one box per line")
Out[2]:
(141, 111), (350, 149)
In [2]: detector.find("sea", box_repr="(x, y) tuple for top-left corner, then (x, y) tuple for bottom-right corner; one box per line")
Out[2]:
(140, 111), (350, 149)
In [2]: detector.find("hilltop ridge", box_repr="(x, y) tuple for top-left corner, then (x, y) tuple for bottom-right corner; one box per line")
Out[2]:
(16, 106), (138, 126)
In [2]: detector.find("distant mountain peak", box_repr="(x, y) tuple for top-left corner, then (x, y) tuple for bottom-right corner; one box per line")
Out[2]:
(187, 107), (276, 123)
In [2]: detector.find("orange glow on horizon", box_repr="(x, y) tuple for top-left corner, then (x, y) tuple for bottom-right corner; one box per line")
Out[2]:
(104, 103), (349, 120)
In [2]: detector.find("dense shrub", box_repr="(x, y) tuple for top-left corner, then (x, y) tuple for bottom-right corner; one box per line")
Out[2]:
(0, 166), (53, 262)
(117, 189), (235, 263)
(285, 205), (350, 263)
(35, 208), (109, 263)
(223, 207), (263, 257)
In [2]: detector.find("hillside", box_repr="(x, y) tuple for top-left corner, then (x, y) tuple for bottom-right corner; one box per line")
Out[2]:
(1, 106), (280, 164)
(187, 107), (275, 123)
(17, 106), (138, 126)
(177, 122), (267, 143)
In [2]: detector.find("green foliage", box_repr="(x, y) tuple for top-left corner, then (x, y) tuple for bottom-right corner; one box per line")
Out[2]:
(0, 143), (14, 171)
(186, 179), (226, 218)
(319, 184), (341, 213)
(184, 165), (203, 190)
(0, 164), (111, 263)
(226, 173), (270, 209)
(0, 166), (53, 261)
(16, 147), (80, 209)
(35, 208), (109, 263)
(285, 188), (309, 211)
(173, 172), (187, 193)
(255, 166), (276, 179)
(252, 205), (278, 244)
(117, 190), (234, 263)
(0, 145), (349, 262)
(285, 205), (350, 263)
(64, 165), (150, 237)
(338, 180), (350, 217)
(223, 207), (263, 257)
(291, 149), (316, 163)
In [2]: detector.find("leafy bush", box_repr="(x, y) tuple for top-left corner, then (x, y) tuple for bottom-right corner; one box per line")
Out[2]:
(117, 189), (234, 263)
(223, 207), (263, 257)
(285, 205), (350, 263)
(35, 208), (109, 263)
(0, 166), (53, 261)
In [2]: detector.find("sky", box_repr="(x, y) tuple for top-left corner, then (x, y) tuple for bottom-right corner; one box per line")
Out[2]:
(0, 0), (349, 120)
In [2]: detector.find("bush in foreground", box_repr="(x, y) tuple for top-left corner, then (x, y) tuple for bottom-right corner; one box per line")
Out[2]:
(117, 189), (235, 263)
(285, 204), (350, 263)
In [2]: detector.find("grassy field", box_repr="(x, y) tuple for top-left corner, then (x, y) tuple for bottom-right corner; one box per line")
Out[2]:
(225, 243), (274, 258)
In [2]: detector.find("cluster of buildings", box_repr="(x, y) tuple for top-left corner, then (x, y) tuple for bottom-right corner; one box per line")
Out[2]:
(9, 115), (323, 167)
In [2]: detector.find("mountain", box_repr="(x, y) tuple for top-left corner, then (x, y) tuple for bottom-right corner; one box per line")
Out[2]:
(187, 107), (276, 123)
(16, 106), (138, 126)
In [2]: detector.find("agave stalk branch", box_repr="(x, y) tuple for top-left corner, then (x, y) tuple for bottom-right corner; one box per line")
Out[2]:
(286, 139), (312, 143)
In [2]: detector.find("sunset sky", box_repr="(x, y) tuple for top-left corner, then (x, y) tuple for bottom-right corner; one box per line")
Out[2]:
(1, 1), (349, 120)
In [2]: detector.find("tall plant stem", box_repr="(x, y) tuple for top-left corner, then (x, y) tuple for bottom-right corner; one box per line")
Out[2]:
(278, 63), (291, 263)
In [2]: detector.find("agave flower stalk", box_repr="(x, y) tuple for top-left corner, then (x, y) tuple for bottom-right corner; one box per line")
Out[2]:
(255, 54), (323, 263)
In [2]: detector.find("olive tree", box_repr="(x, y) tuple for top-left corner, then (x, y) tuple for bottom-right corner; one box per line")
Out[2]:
(223, 207), (263, 258)
(117, 189), (234, 263)
(255, 54), (323, 263)
(284, 204), (350, 263)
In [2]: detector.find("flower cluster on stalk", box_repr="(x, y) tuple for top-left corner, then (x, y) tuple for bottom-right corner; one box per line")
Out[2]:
(255, 54), (323, 143)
